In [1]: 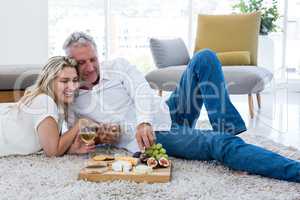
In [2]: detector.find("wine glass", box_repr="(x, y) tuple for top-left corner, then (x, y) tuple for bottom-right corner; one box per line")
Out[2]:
(79, 119), (97, 159)
(79, 126), (97, 145)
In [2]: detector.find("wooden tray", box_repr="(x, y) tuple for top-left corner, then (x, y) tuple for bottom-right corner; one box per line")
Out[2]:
(78, 159), (172, 183)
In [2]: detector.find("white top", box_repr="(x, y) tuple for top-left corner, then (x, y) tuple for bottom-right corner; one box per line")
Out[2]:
(68, 58), (172, 153)
(0, 94), (60, 156)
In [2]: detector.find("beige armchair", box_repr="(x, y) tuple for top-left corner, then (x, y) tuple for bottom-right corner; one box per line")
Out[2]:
(194, 12), (264, 118)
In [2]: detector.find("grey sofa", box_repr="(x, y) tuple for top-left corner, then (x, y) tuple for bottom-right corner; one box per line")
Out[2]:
(0, 65), (40, 102)
(145, 38), (273, 118)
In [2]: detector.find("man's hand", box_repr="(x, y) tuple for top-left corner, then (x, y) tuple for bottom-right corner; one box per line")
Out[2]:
(135, 123), (155, 150)
(96, 123), (120, 144)
(68, 134), (96, 154)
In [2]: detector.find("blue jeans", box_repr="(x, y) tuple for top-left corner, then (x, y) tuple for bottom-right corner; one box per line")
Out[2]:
(156, 49), (300, 183)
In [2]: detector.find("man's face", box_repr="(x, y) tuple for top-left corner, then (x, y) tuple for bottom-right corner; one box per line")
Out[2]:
(68, 44), (99, 85)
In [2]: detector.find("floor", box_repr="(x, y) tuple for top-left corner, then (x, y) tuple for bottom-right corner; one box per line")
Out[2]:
(221, 87), (300, 150)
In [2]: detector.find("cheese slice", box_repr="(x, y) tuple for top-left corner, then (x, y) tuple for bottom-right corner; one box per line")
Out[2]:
(93, 154), (114, 161)
(134, 165), (153, 174)
(115, 156), (138, 166)
(112, 160), (133, 172)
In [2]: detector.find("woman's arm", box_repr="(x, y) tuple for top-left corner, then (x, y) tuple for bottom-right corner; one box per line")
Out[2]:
(37, 116), (80, 157)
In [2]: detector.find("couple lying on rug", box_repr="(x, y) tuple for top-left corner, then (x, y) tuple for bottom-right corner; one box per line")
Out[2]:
(0, 32), (299, 183)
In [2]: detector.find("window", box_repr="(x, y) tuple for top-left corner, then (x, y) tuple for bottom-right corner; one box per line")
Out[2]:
(109, 0), (189, 73)
(48, 0), (105, 57)
(285, 0), (300, 80)
(49, 0), (298, 80)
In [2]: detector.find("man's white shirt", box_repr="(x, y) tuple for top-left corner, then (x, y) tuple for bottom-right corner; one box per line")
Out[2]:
(68, 58), (172, 152)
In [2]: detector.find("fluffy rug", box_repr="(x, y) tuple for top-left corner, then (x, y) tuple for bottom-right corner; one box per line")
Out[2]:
(1, 133), (300, 200)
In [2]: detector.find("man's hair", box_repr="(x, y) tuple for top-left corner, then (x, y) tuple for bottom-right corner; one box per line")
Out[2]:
(63, 32), (97, 56)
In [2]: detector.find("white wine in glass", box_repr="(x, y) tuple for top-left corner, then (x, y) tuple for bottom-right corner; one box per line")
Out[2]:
(80, 126), (97, 145)
(80, 132), (96, 144)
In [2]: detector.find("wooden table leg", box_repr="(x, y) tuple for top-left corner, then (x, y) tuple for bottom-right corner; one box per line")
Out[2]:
(256, 93), (261, 109)
(248, 94), (254, 118)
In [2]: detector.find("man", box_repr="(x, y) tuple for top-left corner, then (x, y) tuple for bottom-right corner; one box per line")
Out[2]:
(64, 32), (300, 183)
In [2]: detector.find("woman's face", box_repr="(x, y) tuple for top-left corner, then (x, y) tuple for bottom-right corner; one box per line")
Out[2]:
(53, 67), (79, 104)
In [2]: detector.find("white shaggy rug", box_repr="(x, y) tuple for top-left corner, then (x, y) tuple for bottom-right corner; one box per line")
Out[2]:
(1, 133), (300, 200)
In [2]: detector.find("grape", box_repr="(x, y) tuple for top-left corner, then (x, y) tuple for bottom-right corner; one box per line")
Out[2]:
(145, 144), (169, 160)
(145, 149), (152, 155)
(158, 154), (165, 159)
(160, 149), (166, 154)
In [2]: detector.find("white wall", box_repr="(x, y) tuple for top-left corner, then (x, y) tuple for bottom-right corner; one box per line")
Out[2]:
(0, 0), (48, 65)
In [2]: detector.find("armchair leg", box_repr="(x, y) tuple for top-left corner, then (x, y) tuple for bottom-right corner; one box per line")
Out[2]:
(248, 94), (254, 119)
(158, 90), (163, 97)
(256, 93), (261, 109)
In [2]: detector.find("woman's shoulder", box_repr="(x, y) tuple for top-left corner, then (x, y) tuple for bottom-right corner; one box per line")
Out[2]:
(31, 93), (56, 106)
(33, 93), (55, 103)
(25, 93), (58, 113)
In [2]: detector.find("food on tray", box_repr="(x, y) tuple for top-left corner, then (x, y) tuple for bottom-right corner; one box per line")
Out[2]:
(146, 157), (158, 168)
(158, 157), (170, 168)
(134, 164), (153, 174)
(137, 143), (170, 168)
(115, 156), (138, 166)
(83, 167), (109, 174)
(93, 154), (115, 161)
(112, 160), (132, 173)
(144, 143), (168, 160)
(86, 160), (108, 168)
(111, 161), (123, 172)
(132, 151), (142, 158)
(140, 153), (149, 163)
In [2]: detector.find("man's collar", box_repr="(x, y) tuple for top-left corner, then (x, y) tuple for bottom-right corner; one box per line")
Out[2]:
(99, 60), (112, 81)
(90, 61), (111, 91)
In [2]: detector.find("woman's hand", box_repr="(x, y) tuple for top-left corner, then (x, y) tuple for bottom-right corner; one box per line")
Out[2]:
(68, 133), (96, 154)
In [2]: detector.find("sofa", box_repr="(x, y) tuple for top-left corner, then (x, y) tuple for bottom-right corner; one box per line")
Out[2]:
(0, 65), (40, 102)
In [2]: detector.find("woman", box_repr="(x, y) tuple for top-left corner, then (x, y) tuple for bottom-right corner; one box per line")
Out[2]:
(0, 56), (96, 157)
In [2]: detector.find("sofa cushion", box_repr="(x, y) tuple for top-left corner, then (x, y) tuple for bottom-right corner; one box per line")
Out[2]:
(150, 38), (190, 68)
(223, 66), (272, 94)
(145, 65), (273, 94)
(0, 65), (41, 90)
(217, 51), (251, 66)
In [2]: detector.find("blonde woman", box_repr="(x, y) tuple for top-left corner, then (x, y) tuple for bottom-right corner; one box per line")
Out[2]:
(0, 56), (96, 157)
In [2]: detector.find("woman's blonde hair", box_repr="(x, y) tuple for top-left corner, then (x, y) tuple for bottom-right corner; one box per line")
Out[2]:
(18, 56), (79, 110)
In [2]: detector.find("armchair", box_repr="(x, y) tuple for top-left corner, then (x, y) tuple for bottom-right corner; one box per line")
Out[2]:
(146, 12), (273, 118)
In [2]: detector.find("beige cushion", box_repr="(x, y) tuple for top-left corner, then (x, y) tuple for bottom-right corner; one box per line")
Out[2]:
(217, 51), (251, 66)
(194, 12), (261, 65)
